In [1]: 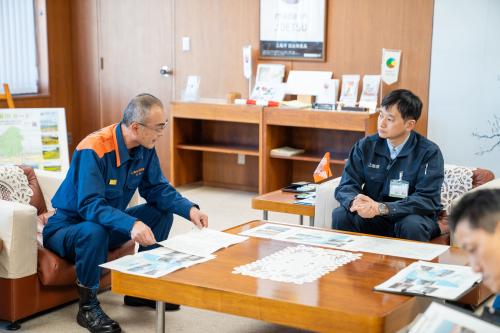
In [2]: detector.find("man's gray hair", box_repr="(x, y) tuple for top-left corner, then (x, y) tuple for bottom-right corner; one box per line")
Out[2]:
(122, 94), (163, 126)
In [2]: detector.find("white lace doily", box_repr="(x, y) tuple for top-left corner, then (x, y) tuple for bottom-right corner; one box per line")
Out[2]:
(0, 166), (33, 204)
(440, 165), (474, 214)
(232, 245), (361, 284)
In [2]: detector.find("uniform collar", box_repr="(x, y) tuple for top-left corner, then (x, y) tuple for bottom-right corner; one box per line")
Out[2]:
(375, 131), (416, 159)
(114, 122), (144, 167)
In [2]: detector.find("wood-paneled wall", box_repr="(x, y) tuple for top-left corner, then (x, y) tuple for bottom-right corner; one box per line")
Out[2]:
(174, 0), (434, 135)
(3, 0), (434, 158)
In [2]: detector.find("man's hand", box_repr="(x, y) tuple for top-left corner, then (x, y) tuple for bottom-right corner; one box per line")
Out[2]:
(190, 207), (208, 229)
(350, 194), (379, 219)
(130, 220), (156, 246)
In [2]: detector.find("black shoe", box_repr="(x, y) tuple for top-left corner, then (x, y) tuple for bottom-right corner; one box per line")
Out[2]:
(124, 295), (180, 311)
(77, 284), (121, 333)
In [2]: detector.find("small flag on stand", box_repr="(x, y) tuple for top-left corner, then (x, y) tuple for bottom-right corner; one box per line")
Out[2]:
(313, 152), (332, 183)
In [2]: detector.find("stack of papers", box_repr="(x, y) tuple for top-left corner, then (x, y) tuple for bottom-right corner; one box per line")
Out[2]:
(101, 228), (248, 278)
(374, 261), (482, 300)
(157, 228), (248, 257)
(270, 146), (305, 157)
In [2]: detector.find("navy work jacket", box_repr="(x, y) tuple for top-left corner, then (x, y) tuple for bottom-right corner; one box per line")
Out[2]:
(334, 131), (444, 219)
(44, 123), (194, 240)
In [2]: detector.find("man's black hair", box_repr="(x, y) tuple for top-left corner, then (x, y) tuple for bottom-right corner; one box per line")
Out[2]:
(449, 189), (500, 233)
(381, 89), (422, 121)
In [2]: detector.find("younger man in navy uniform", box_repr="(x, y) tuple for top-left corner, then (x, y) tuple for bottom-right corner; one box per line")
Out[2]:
(333, 89), (443, 241)
(43, 94), (208, 333)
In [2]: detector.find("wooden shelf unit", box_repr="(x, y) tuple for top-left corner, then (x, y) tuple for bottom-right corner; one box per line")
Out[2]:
(262, 108), (378, 192)
(170, 101), (262, 192)
(170, 101), (378, 194)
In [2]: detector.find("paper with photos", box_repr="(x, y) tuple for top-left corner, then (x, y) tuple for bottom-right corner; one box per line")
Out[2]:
(157, 228), (248, 257)
(100, 247), (214, 279)
(233, 245), (362, 284)
(374, 261), (482, 300)
(408, 302), (500, 333)
(240, 223), (449, 260)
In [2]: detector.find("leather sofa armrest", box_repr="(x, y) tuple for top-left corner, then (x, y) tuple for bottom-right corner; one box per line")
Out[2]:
(0, 199), (37, 279)
(314, 177), (341, 229)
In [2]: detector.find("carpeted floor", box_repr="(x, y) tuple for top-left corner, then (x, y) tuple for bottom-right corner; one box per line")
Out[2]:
(0, 185), (310, 333)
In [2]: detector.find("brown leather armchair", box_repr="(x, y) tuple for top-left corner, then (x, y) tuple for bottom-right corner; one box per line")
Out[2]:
(0, 166), (135, 329)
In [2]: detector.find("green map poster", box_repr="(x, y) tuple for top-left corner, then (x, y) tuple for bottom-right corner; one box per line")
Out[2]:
(0, 108), (69, 173)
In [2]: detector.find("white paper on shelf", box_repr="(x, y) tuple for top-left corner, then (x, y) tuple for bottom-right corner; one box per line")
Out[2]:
(374, 261), (482, 300)
(100, 247), (215, 279)
(157, 228), (248, 257)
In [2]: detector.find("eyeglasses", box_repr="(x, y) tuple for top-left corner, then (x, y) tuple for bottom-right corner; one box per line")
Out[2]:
(137, 121), (168, 133)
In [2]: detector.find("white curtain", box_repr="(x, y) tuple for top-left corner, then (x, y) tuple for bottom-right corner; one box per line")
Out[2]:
(0, 0), (38, 94)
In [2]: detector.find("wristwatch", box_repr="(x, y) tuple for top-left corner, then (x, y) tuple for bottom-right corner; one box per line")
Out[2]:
(378, 203), (389, 216)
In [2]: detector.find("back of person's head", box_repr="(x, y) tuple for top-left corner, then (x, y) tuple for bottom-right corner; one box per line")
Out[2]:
(381, 89), (422, 121)
(449, 189), (500, 233)
(122, 93), (163, 126)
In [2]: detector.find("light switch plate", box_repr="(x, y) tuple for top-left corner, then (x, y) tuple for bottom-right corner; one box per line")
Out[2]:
(182, 37), (190, 51)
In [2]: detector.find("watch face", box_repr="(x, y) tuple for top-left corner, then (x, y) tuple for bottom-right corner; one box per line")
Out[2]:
(379, 203), (388, 215)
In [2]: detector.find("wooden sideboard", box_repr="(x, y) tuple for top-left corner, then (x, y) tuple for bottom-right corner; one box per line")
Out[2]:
(170, 101), (378, 193)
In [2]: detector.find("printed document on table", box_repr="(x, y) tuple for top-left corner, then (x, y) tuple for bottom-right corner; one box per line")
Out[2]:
(100, 247), (214, 279)
(408, 302), (500, 333)
(350, 237), (449, 260)
(238, 223), (298, 239)
(374, 261), (482, 300)
(157, 228), (248, 257)
(273, 227), (363, 250)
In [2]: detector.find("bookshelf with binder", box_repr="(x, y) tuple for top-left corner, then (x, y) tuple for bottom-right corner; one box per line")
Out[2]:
(170, 101), (377, 194)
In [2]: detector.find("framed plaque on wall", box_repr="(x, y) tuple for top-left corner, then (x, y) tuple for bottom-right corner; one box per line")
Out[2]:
(259, 0), (327, 61)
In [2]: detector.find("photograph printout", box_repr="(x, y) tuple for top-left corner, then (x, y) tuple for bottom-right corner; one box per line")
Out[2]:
(100, 247), (215, 279)
(374, 261), (482, 300)
(0, 108), (69, 172)
(240, 223), (449, 260)
(408, 302), (500, 333)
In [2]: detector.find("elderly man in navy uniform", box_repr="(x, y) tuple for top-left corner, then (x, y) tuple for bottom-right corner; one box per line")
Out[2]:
(43, 94), (208, 333)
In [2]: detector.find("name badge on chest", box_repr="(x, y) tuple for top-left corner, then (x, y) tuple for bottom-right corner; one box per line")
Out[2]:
(389, 171), (409, 198)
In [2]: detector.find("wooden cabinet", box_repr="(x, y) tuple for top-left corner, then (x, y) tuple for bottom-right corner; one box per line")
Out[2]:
(170, 101), (262, 192)
(170, 101), (378, 193)
(263, 108), (378, 192)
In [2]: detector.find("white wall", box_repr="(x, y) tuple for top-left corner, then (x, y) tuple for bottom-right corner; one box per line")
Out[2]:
(428, 0), (500, 176)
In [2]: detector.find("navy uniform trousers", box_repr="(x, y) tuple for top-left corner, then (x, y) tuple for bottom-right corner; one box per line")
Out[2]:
(43, 203), (173, 290)
(332, 206), (440, 242)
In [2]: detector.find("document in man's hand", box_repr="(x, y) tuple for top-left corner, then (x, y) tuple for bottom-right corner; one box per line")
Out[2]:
(374, 261), (482, 301)
(157, 228), (248, 258)
(408, 302), (500, 333)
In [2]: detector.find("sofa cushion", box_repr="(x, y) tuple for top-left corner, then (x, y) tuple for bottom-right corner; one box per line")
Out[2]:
(437, 167), (495, 235)
(36, 210), (55, 246)
(37, 240), (135, 287)
(0, 165), (34, 205)
(19, 165), (48, 215)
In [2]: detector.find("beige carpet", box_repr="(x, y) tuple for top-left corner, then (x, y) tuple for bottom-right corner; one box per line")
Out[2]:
(0, 185), (311, 333)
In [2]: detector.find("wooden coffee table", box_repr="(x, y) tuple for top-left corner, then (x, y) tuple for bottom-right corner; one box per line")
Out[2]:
(252, 190), (315, 226)
(111, 220), (490, 333)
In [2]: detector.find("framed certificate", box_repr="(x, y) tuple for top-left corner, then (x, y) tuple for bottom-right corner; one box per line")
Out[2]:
(259, 0), (327, 61)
